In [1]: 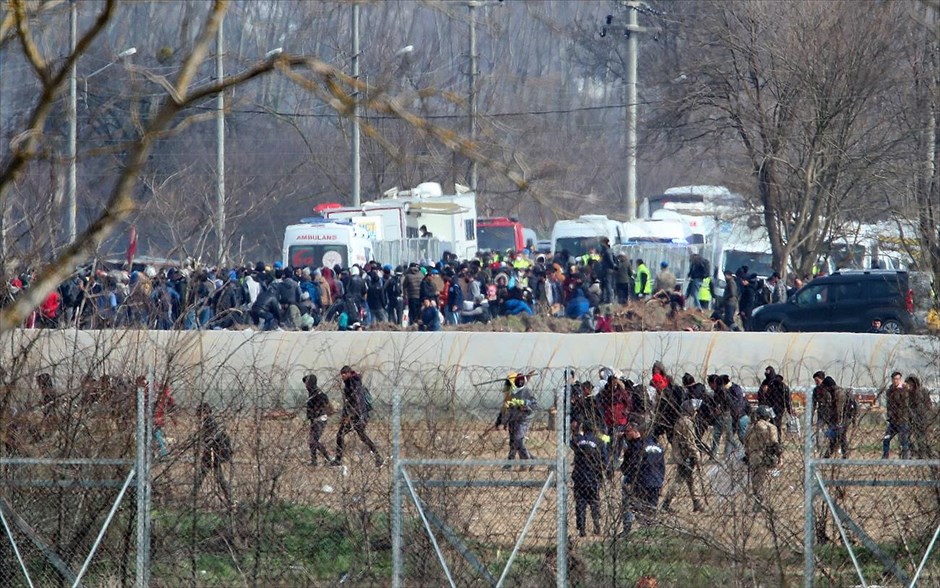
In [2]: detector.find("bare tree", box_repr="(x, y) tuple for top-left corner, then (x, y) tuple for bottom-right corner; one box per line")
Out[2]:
(646, 0), (912, 278)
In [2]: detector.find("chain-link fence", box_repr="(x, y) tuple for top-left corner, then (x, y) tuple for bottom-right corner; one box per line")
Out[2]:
(0, 334), (937, 586)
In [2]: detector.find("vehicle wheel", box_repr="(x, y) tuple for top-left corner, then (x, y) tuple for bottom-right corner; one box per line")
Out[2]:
(763, 321), (786, 333)
(881, 319), (904, 335)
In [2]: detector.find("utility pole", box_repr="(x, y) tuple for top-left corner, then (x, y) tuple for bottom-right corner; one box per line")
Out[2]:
(601, 1), (653, 221)
(216, 16), (226, 266)
(0, 37), (6, 272)
(468, 1), (478, 193)
(351, 3), (361, 207)
(67, 0), (77, 243)
(625, 1), (639, 221)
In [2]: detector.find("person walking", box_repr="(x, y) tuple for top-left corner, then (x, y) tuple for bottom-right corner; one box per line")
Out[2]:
(193, 403), (234, 507)
(661, 399), (706, 513)
(906, 375), (934, 459)
(882, 371), (910, 459)
(744, 406), (782, 509)
(571, 421), (606, 537)
(331, 366), (384, 467)
(498, 373), (539, 463)
(152, 379), (177, 459)
(758, 366), (792, 438)
(304, 374), (333, 466)
(719, 269), (740, 330)
(620, 419), (665, 535)
(822, 376), (850, 459)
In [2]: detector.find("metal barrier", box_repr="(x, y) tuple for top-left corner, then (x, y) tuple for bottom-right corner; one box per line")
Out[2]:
(372, 238), (443, 267)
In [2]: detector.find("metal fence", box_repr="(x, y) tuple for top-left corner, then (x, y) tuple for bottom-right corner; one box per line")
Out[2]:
(0, 351), (938, 586)
(373, 238), (443, 267)
(612, 244), (695, 287)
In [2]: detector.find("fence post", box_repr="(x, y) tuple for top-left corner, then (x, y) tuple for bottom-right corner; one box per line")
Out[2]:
(392, 379), (403, 588)
(803, 384), (815, 588)
(555, 376), (568, 586)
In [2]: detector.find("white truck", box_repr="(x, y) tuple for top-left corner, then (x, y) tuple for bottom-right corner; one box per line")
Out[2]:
(550, 215), (624, 260)
(282, 219), (374, 270)
(326, 182), (478, 261)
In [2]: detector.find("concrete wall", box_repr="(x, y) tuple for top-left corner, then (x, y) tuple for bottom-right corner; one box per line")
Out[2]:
(2, 330), (936, 405)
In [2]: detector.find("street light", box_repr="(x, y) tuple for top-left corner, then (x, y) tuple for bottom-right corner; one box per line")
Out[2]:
(83, 47), (136, 105)
(66, 43), (135, 245)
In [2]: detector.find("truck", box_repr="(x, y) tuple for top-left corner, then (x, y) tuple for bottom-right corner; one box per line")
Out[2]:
(282, 219), (374, 270)
(477, 217), (525, 253)
(550, 215), (624, 261)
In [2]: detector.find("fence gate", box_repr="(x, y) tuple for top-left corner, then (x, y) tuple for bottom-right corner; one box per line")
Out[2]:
(802, 391), (940, 587)
(0, 379), (152, 588)
(391, 382), (570, 587)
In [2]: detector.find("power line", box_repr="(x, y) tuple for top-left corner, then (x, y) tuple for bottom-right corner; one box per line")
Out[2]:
(187, 101), (652, 121)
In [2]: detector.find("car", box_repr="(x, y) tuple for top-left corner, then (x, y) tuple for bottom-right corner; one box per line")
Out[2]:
(750, 270), (915, 334)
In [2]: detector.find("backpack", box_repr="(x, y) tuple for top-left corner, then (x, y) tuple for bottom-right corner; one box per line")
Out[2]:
(361, 385), (374, 413)
(844, 389), (859, 421)
(211, 430), (233, 463)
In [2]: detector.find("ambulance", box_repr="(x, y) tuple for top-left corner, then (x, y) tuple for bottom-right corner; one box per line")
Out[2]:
(282, 219), (373, 270)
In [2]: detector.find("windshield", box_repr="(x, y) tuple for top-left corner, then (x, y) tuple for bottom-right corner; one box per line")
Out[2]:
(555, 236), (601, 258)
(478, 226), (517, 252)
(724, 250), (775, 277)
(829, 244), (866, 269)
(288, 245), (348, 270)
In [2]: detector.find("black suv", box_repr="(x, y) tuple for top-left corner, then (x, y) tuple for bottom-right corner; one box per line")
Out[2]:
(751, 270), (914, 334)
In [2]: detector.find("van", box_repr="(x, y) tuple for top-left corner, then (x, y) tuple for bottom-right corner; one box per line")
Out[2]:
(750, 270), (915, 334)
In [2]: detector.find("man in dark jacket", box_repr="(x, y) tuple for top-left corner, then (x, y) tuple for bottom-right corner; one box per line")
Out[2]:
(366, 269), (389, 324)
(598, 237), (619, 304)
(758, 366), (793, 437)
(194, 403), (233, 507)
(332, 366), (383, 467)
(882, 371), (910, 459)
(823, 376), (850, 459)
(720, 269), (740, 330)
(304, 374), (333, 466)
(620, 419), (665, 534)
(571, 421), (607, 537)
(402, 264), (424, 323)
(686, 254), (710, 310)
(250, 284), (281, 330)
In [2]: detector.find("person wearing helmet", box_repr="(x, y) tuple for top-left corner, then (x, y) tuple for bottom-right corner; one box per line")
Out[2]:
(660, 399), (705, 513)
(495, 372), (539, 464)
(744, 405), (782, 508)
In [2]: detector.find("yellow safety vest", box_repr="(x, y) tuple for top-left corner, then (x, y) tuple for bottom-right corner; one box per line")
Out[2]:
(698, 277), (712, 302)
(512, 258), (531, 270)
(635, 264), (652, 294)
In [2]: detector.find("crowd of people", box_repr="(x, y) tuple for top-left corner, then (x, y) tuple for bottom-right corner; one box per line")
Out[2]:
(2, 240), (810, 332)
(556, 363), (934, 537)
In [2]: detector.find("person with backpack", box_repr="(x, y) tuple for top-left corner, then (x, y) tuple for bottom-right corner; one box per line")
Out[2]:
(744, 405), (782, 508)
(304, 374), (334, 466)
(758, 366), (793, 438)
(620, 418), (665, 535)
(194, 403), (234, 507)
(331, 366), (383, 467)
(365, 269), (389, 324)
